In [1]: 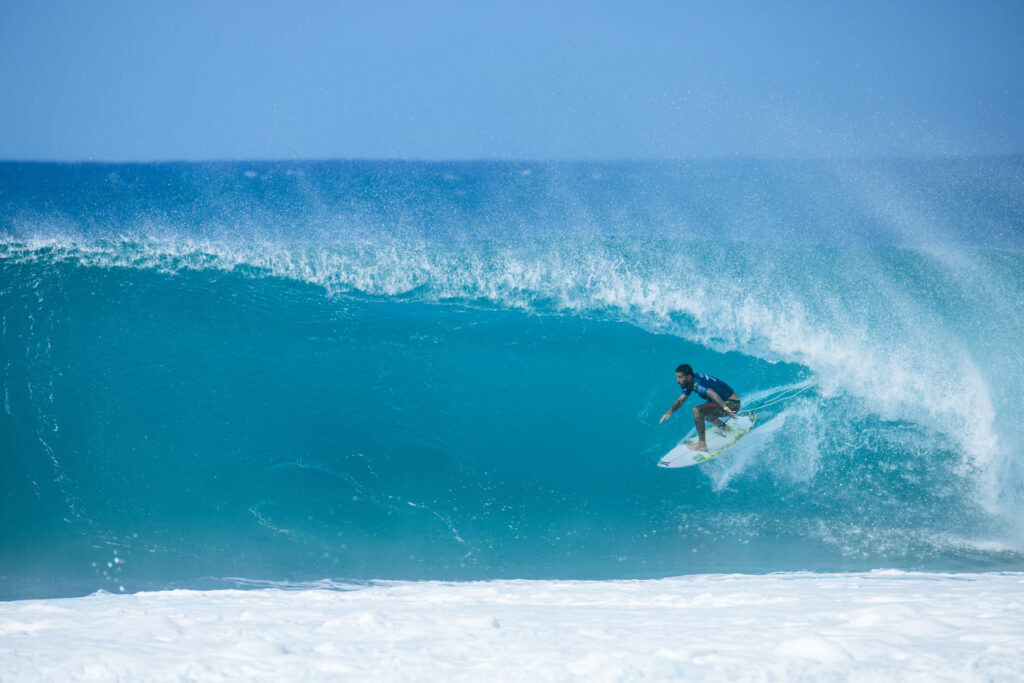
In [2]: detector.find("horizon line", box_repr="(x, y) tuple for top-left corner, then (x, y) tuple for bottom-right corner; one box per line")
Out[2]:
(2, 153), (1022, 165)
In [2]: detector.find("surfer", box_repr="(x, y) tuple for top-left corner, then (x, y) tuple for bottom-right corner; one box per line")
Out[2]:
(659, 364), (741, 452)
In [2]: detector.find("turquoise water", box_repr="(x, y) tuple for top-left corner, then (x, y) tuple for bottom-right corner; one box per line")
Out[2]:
(2, 160), (1023, 599)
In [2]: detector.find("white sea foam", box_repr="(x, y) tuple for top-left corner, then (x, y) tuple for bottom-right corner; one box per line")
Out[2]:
(2, 572), (1022, 681)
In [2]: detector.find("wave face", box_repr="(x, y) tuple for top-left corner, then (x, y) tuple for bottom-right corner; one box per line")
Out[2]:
(2, 160), (1023, 599)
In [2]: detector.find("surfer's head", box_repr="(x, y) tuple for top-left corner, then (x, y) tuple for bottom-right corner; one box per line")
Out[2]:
(676, 364), (694, 386)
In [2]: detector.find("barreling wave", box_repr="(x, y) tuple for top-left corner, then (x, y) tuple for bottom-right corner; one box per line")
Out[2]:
(1, 159), (1023, 599)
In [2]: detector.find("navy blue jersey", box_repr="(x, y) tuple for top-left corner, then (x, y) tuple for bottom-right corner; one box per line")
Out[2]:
(682, 373), (736, 401)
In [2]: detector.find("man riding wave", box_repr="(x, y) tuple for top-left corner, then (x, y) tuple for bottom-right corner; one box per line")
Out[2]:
(659, 364), (741, 452)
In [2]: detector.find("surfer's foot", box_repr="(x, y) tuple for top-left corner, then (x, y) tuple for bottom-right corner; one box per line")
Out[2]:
(687, 441), (708, 452)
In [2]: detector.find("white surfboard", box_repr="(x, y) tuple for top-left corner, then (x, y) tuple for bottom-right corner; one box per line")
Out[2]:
(658, 412), (758, 468)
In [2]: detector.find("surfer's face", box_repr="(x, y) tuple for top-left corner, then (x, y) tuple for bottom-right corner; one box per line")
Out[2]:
(676, 372), (691, 388)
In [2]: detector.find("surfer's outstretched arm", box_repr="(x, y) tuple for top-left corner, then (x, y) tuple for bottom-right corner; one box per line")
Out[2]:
(660, 395), (687, 423)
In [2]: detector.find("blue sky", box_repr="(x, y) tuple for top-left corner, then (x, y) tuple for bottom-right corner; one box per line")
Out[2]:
(2, 0), (1022, 160)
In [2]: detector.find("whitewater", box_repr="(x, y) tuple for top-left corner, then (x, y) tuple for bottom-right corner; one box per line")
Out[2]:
(3, 572), (1023, 680)
(2, 159), (1023, 679)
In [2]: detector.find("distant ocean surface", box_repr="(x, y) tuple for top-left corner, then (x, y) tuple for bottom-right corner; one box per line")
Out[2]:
(2, 159), (1023, 601)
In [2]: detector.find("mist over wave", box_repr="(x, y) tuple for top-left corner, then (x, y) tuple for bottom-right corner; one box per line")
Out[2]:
(2, 160), (1022, 599)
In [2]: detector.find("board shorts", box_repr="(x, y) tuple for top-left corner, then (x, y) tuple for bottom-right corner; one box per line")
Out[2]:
(697, 398), (740, 418)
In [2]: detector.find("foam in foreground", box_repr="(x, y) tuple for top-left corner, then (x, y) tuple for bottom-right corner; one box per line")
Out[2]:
(3, 571), (1023, 681)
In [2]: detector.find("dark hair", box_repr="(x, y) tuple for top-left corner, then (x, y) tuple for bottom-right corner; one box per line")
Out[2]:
(676, 364), (693, 376)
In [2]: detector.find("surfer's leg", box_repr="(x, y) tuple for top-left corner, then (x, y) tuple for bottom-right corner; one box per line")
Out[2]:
(699, 401), (728, 429)
(688, 405), (708, 450)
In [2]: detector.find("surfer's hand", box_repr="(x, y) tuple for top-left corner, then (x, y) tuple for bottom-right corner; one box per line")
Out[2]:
(660, 411), (672, 423)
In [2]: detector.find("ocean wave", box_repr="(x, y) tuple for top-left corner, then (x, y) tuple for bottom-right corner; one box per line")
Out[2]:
(3, 158), (1024, 595)
(3, 236), (1016, 470)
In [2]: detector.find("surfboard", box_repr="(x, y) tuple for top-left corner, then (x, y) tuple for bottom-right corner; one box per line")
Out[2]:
(658, 412), (758, 468)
